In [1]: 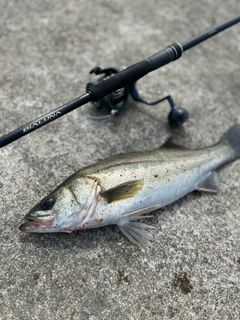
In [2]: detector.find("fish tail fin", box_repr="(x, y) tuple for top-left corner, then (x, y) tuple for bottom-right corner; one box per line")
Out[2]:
(220, 124), (240, 159)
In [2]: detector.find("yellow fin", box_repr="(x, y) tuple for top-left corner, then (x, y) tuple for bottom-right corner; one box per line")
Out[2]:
(100, 180), (144, 203)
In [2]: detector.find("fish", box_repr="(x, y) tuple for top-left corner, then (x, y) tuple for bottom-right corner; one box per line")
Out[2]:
(19, 124), (240, 248)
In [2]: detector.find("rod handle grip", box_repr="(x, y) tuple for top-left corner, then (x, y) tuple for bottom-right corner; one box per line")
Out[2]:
(87, 43), (183, 100)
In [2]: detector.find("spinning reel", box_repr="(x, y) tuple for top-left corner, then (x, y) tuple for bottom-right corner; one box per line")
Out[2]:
(87, 66), (188, 127)
(0, 15), (239, 148)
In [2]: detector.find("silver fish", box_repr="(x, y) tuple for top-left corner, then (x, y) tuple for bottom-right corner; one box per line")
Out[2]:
(20, 124), (240, 248)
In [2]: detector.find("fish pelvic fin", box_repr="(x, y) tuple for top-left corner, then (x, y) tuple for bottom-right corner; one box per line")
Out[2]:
(197, 171), (220, 193)
(100, 179), (144, 203)
(220, 123), (240, 159)
(122, 205), (160, 218)
(117, 205), (160, 249)
(117, 216), (154, 250)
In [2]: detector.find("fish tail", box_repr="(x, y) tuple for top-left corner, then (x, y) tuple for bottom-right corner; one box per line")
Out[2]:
(220, 124), (240, 159)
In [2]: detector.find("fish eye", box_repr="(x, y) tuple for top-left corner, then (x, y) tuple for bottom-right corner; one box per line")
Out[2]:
(40, 197), (55, 210)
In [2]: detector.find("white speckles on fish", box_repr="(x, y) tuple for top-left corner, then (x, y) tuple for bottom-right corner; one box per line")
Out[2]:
(19, 124), (240, 248)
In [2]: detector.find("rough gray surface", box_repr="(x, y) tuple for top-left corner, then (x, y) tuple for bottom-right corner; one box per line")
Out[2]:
(1, 1), (240, 319)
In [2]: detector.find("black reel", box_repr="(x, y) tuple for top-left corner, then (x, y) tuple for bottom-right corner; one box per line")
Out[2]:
(87, 67), (128, 116)
(86, 66), (189, 126)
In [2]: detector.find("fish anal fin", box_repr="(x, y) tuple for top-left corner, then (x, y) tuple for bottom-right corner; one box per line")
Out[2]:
(197, 171), (220, 193)
(100, 179), (144, 203)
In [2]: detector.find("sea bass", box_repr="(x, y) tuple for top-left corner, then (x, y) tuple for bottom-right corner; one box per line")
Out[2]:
(20, 124), (240, 248)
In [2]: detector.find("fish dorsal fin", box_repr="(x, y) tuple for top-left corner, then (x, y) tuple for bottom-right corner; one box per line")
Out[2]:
(100, 179), (144, 203)
(197, 171), (220, 193)
(161, 137), (189, 150)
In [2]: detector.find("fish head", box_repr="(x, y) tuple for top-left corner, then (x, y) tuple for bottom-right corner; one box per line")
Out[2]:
(19, 177), (99, 233)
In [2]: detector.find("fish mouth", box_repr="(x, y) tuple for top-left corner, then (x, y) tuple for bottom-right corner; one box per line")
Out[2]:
(19, 215), (55, 232)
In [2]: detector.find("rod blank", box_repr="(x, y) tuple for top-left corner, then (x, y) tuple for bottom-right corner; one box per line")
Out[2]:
(0, 15), (239, 148)
(181, 15), (240, 51)
(0, 93), (91, 148)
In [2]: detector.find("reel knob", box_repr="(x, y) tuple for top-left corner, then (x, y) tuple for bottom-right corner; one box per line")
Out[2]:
(168, 105), (189, 127)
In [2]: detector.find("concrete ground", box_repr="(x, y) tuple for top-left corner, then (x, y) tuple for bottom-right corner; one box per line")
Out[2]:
(0, 1), (240, 319)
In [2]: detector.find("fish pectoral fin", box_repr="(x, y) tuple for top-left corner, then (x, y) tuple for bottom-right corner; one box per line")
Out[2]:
(197, 171), (220, 193)
(117, 216), (154, 249)
(100, 179), (144, 203)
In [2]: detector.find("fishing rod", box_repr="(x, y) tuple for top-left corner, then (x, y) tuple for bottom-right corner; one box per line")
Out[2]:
(0, 15), (240, 148)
